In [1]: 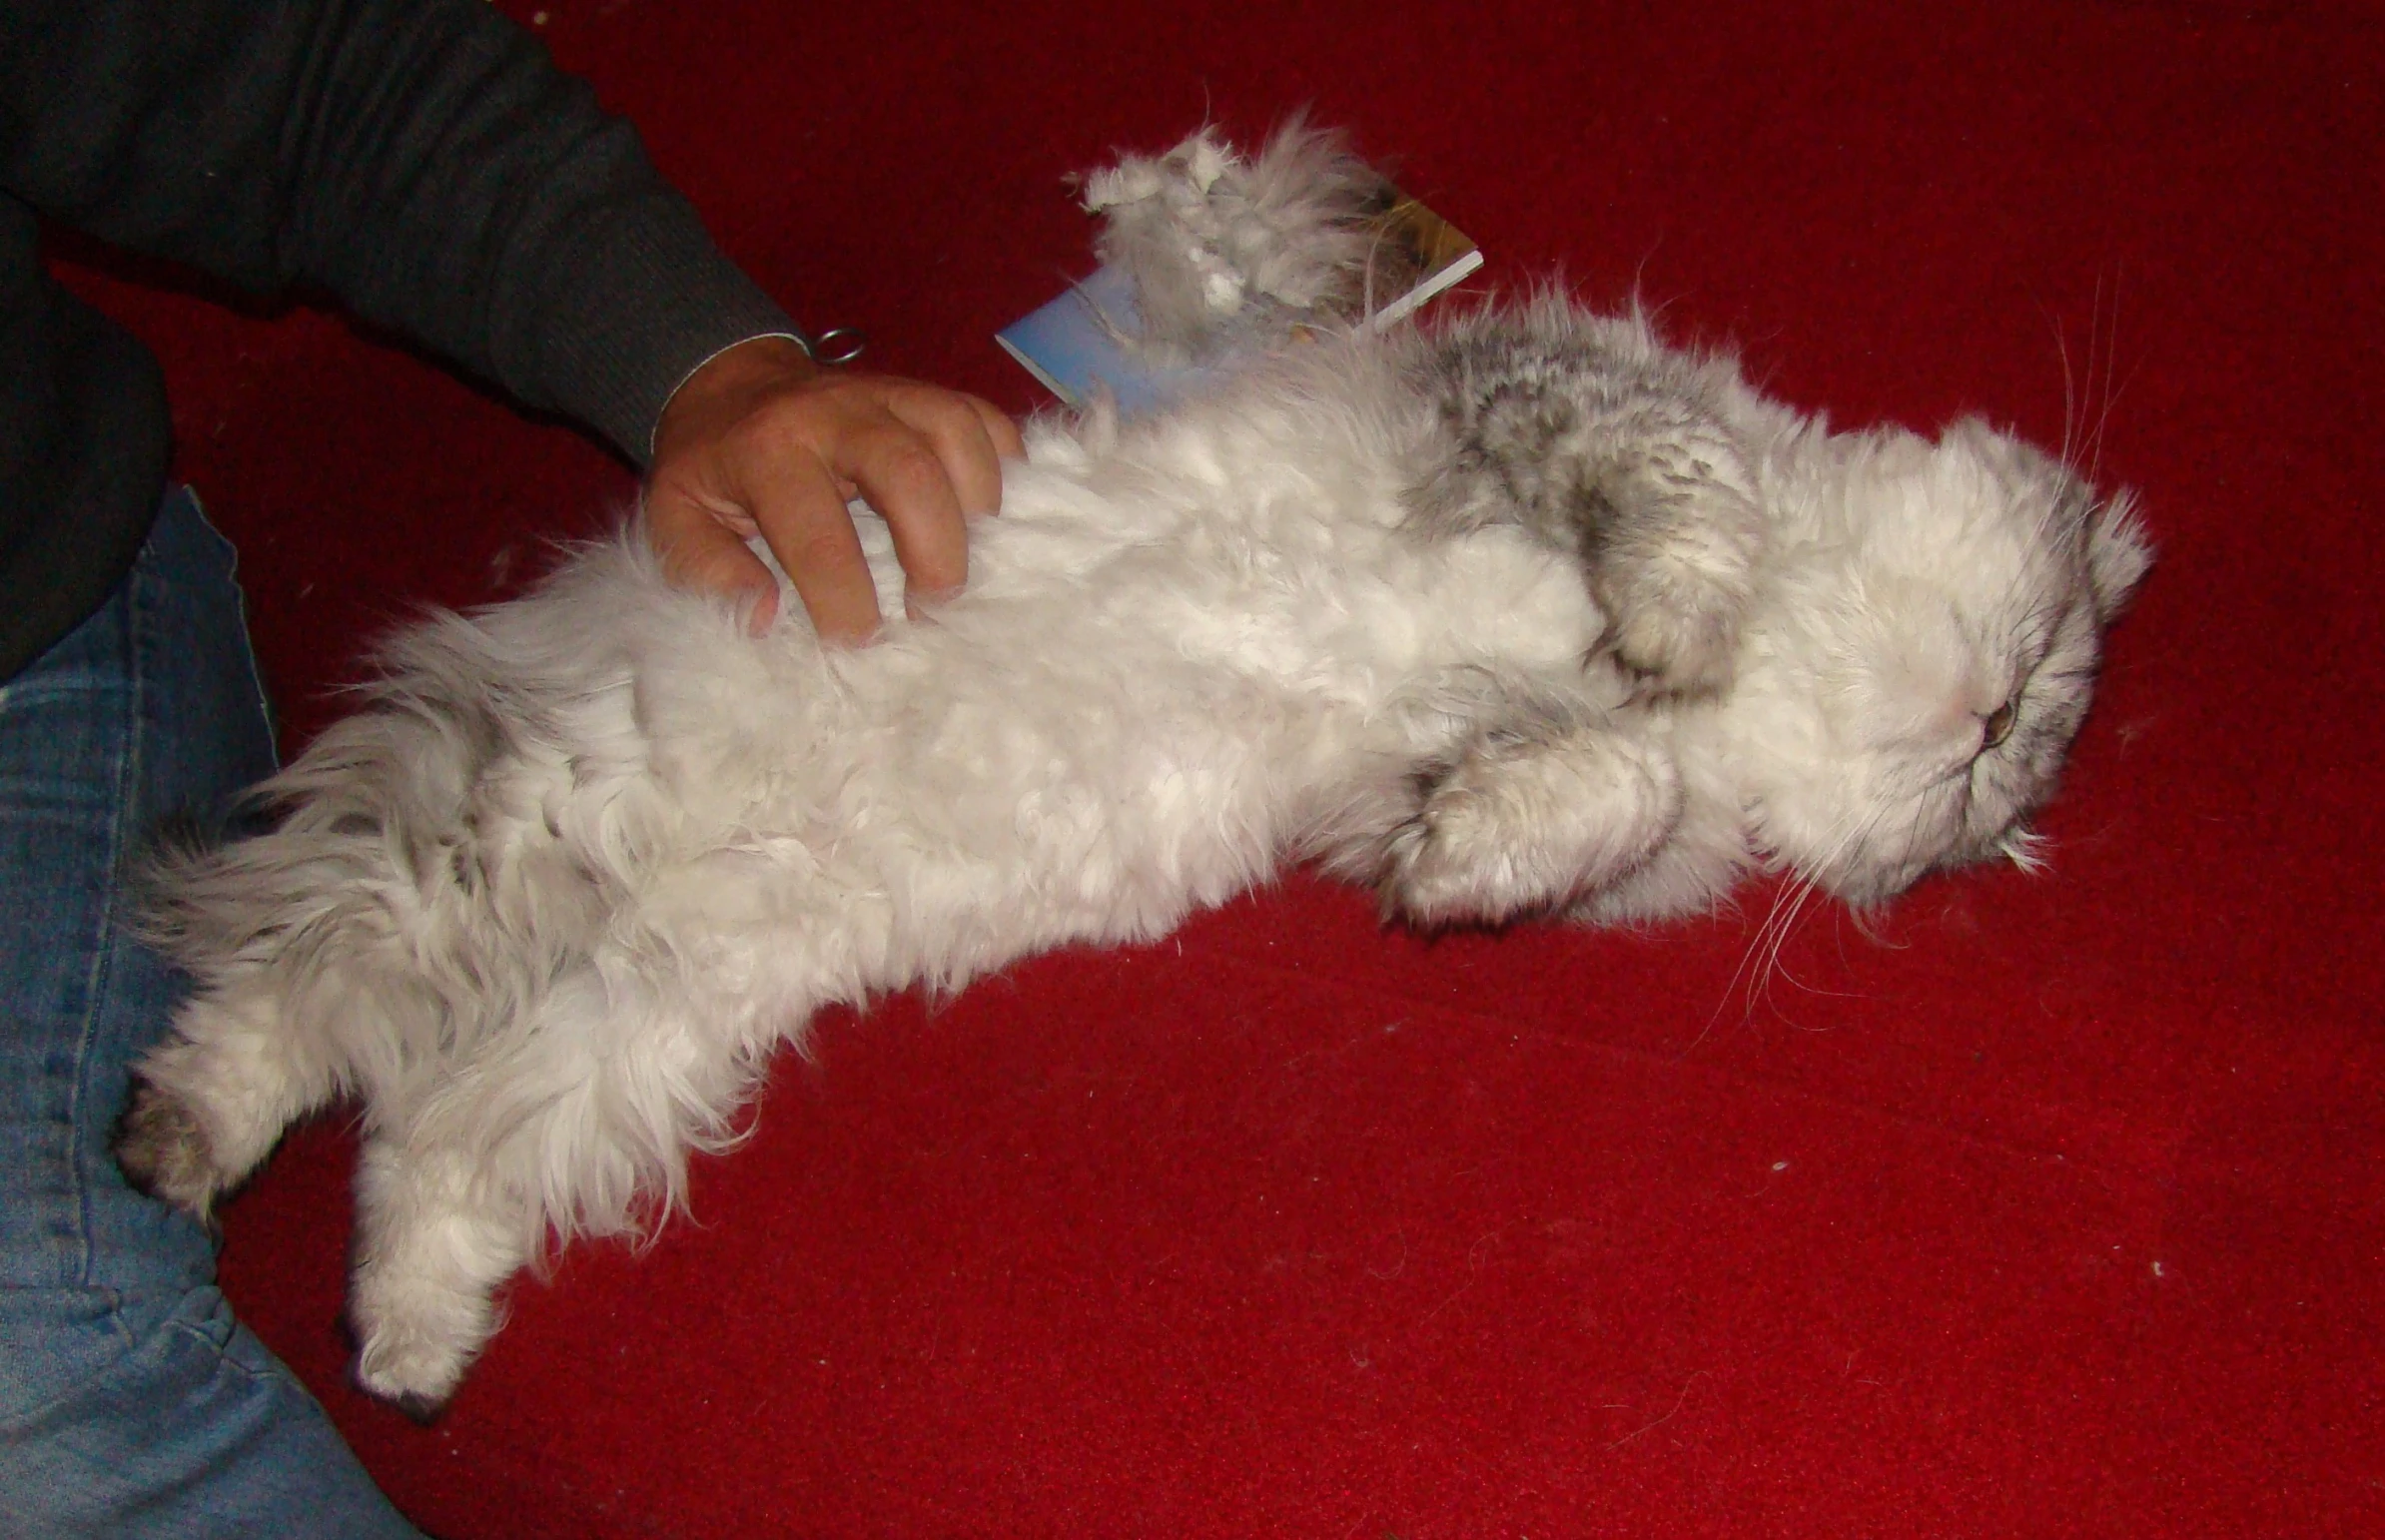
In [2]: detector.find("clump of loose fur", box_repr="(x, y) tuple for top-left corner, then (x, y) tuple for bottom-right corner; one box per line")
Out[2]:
(1080, 117), (1395, 365)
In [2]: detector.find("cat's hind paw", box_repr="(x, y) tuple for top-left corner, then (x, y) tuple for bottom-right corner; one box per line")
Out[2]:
(350, 1259), (497, 1415)
(114, 1081), (229, 1219)
(354, 1313), (475, 1418)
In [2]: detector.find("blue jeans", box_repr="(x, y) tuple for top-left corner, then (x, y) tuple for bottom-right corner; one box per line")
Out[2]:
(0, 490), (422, 1538)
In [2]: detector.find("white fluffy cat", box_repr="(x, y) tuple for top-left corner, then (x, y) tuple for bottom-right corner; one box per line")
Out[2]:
(116, 297), (2148, 1411)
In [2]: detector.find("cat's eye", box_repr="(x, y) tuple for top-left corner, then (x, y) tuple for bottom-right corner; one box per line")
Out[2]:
(1980, 700), (2017, 751)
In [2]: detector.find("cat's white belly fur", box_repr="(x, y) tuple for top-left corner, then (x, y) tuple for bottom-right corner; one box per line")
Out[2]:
(593, 424), (1608, 1046)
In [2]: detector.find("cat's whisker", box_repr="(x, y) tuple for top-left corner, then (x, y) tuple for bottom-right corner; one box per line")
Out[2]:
(1734, 903), (1790, 1026)
(2048, 303), (2079, 473)
(1701, 848), (1819, 1043)
(2089, 266), (2119, 490)
(1753, 873), (1829, 1021)
(1763, 799), (1904, 1016)
(1722, 801), (1872, 1028)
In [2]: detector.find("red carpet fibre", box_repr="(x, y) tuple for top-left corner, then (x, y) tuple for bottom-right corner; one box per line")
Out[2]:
(57, 1), (2382, 1534)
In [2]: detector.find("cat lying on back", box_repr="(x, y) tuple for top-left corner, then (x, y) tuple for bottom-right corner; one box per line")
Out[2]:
(116, 295), (2149, 1411)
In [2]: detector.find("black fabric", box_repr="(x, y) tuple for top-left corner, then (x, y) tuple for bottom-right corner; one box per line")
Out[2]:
(0, 0), (795, 681)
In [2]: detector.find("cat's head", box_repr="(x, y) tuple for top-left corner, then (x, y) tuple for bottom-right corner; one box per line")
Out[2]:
(1726, 417), (2151, 905)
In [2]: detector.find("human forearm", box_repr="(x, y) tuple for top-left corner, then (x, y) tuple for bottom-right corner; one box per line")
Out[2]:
(0, 0), (786, 460)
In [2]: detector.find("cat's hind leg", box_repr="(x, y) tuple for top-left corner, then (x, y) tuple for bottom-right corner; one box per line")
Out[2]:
(348, 1135), (535, 1415)
(116, 979), (351, 1219)
(1380, 717), (1682, 928)
(342, 960), (774, 1412)
(116, 798), (425, 1214)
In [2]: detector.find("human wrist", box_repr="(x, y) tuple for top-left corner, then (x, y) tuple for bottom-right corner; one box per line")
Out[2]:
(650, 334), (823, 457)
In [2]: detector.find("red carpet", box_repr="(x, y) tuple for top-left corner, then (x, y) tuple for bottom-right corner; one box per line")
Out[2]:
(58, 1), (2382, 1533)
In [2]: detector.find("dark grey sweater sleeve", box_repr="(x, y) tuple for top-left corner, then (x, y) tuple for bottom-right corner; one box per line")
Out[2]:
(0, 0), (792, 462)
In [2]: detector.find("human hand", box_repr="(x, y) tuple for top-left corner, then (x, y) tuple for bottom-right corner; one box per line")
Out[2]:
(644, 335), (1024, 642)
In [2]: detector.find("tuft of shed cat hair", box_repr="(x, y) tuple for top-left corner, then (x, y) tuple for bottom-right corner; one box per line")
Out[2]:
(1080, 116), (1396, 365)
(116, 299), (2147, 1411)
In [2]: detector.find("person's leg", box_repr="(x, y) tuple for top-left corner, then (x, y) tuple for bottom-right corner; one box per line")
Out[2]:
(0, 489), (423, 1539)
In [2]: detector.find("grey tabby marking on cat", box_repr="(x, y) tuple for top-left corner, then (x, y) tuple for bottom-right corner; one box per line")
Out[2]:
(1404, 305), (1767, 699)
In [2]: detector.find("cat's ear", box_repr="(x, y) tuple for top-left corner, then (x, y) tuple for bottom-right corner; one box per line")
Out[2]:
(2084, 490), (2153, 622)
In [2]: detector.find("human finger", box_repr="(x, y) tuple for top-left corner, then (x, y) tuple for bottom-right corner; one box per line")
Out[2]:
(873, 388), (1005, 544)
(644, 483), (781, 633)
(971, 393), (1029, 464)
(744, 444), (885, 643)
(841, 416), (971, 611)
(886, 388), (1024, 521)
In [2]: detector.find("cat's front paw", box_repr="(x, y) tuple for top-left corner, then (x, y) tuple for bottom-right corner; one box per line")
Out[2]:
(1594, 552), (1752, 699)
(1590, 454), (1763, 698)
(1380, 724), (1683, 928)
